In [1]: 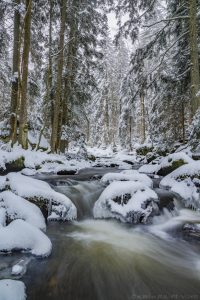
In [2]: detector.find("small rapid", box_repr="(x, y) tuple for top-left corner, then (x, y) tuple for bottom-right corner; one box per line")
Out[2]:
(23, 175), (200, 300)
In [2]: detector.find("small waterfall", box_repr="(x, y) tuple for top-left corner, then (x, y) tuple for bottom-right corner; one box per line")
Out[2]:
(54, 180), (105, 219)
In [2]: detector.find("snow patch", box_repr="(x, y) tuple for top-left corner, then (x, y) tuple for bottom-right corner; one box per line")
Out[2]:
(101, 170), (153, 188)
(0, 219), (52, 257)
(0, 279), (26, 300)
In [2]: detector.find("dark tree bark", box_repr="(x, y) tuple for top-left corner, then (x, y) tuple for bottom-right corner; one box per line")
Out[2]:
(189, 0), (200, 117)
(10, 0), (21, 144)
(51, 0), (67, 153)
(18, 0), (32, 149)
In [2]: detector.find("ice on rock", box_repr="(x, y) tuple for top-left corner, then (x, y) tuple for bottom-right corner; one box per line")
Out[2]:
(0, 191), (46, 231)
(7, 173), (77, 221)
(0, 279), (26, 300)
(93, 181), (159, 224)
(0, 219), (52, 257)
(101, 170), (153, 188)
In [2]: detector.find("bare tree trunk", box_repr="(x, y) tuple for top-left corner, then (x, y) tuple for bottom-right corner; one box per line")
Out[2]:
(18, 0), (32, 149)
(51, 0), (67, 153)
(10, 0), (21, 144)
(189, 0), (200, 117)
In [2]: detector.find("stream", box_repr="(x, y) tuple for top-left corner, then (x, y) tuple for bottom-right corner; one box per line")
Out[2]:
(1, 168), (200, 299)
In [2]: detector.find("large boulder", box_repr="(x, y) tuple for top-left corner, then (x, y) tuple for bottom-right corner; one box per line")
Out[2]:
(93, 181), (159, 224)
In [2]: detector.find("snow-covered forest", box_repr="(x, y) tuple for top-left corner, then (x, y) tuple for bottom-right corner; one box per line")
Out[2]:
(0, 0), (200, 299)
(0, 0), (199, 151)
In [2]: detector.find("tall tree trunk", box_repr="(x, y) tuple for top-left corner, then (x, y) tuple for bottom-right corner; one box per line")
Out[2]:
(10, 0), (21, 144)
(18, 0), (32, 149)
(189, 0), (200, 117)
(60, 1), (79, 153)
(48, 0), (53, 128)
(129, 115), (132, 151)
(51, 0), (67, 153)
(104, 95), (110, 146)
(140, 89), (146, 143)
(181, 102), (185, 143)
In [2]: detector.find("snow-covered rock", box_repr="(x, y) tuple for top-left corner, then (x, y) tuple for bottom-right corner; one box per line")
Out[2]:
(101, 170), (153, 188)
(0, 279), (26, 300)
(11, 258), (32, 277)
(160, 161), (200, 209)
(0, 219), (52, 257)
(139, 152), (194, 176)
(7, 173), (77, 221)
(0, 145), (91, 175)
(93, 181), (159, 224)
(0, 191), (46, 230)
(21, 168), (37, 176)
(139, 163), (160, 174)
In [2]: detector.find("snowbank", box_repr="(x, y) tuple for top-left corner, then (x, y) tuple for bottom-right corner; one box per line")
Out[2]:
(160, 162), (200, 209)
(0, 145), (91, 175)
(0, 219), (52, 256)
(101, 170), (153, 188)
(0, 279), (26, 300)
(93, 181), (159, 224)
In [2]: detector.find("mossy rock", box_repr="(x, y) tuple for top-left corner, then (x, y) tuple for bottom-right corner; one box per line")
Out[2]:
(146, 152), (159, 163)
(136, 146), (153, 156)
(25, 196), (50, 220)
(88, 155), (96, 162)
(0, 157), (25, 175)
(157, 159), (186, 176)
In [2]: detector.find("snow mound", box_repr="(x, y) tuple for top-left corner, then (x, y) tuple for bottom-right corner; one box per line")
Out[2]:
(160, 161), (200, 209)
(93, 181), (159, 224)
(0, 219), (52, 257)
(21, 168), (37, 176)
(0, 191), (46, 231)
(101, 170), (153, 188)
(7, 173), (77, 221)
(139, 164), (160, 174)
(139, 152), (194, 175)
(0, 279), (26, 300)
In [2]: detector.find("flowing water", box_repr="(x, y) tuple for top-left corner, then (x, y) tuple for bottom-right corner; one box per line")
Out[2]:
(1, 171), (200, 300)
